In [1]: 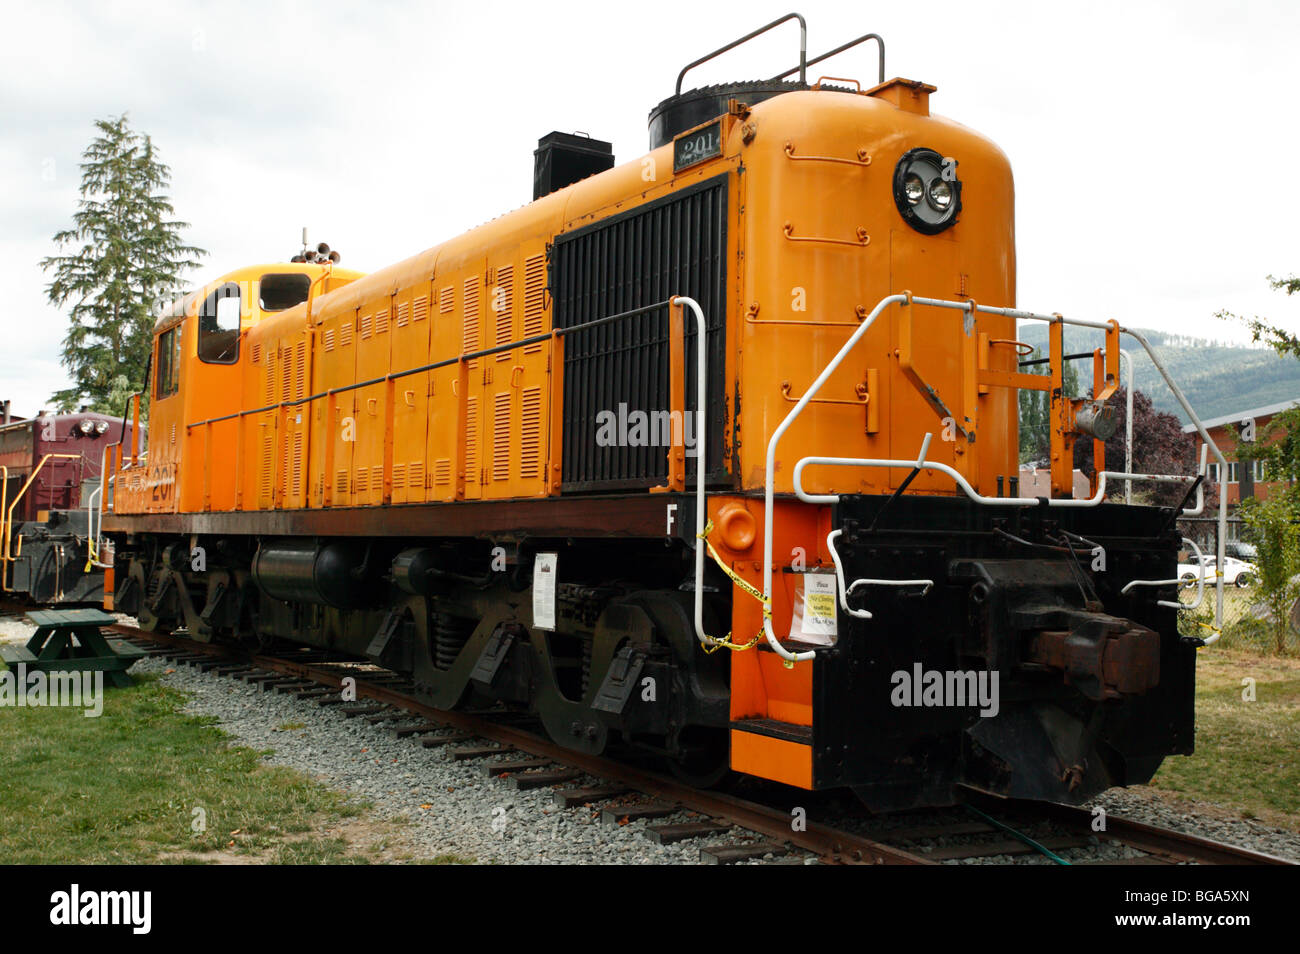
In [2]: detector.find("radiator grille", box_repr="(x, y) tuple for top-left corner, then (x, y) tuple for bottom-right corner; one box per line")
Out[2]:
(552, 175), (728, 490)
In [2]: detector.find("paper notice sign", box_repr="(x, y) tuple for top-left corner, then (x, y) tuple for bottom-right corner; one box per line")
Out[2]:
(533, 553), (558, 631)
(800, 572), (838, 641)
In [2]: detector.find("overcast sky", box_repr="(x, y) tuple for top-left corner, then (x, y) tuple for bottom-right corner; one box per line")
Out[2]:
(2, 0), (1298, 417)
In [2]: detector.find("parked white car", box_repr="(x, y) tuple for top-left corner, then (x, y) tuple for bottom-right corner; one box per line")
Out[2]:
(1177, 555), (1258, 588)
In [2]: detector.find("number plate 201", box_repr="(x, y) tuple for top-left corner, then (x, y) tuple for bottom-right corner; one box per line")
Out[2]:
(673, 121), (723, 172)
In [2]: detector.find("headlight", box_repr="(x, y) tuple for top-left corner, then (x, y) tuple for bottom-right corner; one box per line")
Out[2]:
(927, 179), (953, 211)
(95, 421), (110, 434)
(903, 173), (924, 206)
(893, 147), (961, 234)
(79, 420), (94, 435)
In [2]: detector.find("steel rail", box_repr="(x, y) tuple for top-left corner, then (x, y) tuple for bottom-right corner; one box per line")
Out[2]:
(93, 622), (1294, 866)
(111, 624), (924, 865)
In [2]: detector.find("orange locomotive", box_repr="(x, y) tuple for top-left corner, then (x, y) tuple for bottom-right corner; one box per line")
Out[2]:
(102, 17), (1203, 807)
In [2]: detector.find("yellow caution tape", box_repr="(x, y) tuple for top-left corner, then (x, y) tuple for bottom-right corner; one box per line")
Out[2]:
(696, 519), (769, 655)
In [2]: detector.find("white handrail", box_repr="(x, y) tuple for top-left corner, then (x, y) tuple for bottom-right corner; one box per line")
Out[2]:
(762, 294), (908, 662)
(826, 528), (933, 620)
(760, 294), (1232, 660)
(794, 446), (1203, 510)
(1122, 537), (1206, 613)
(670, 296), (722, 654)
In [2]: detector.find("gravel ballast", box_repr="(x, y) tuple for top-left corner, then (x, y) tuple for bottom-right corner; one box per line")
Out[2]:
(131, 656), (796, 864)
(4, 609), (1296, 864)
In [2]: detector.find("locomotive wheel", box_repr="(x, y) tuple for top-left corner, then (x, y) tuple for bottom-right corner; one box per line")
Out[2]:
(667, 725), (731, 788)
(620, 591), (731, 788)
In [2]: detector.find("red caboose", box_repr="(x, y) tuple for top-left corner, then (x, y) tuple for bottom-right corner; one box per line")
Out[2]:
(0, 401), (129, 603)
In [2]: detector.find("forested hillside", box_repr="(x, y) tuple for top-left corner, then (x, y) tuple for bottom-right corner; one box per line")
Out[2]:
(1015, 325), (1300, 422)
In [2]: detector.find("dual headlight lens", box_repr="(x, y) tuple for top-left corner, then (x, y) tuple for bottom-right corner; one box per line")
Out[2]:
(893, 147), (961, 233)
(902, 173), (954, 212)
(79, 420), (94, 435)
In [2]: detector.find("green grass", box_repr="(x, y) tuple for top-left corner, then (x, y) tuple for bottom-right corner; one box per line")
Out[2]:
(0, 670), (378, 863)
(1149, 648), (1300, 829)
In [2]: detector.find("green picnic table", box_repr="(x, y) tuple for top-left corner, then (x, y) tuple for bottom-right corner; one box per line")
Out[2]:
(0, 609), (144, 688)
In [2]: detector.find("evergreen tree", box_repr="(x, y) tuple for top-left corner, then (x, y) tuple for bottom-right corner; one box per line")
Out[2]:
(41, 114), (205, 413)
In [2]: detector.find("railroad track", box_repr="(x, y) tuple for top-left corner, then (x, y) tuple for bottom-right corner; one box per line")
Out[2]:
(18, 613), (1292, 867)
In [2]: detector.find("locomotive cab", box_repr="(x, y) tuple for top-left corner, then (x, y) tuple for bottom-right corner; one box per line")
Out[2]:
(134, 261), (365, 516)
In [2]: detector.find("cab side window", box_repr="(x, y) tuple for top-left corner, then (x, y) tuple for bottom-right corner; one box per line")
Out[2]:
(259, 273), (311, 311)
(198, 282), (242, 364)
(154, 328), (181, 398)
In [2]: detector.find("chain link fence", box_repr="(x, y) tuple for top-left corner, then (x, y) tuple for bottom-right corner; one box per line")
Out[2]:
(1175, 516), (1299, 653)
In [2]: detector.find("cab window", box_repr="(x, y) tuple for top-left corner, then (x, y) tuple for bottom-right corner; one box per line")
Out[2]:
(198, 282), (242, 364)
(259, 273), (311, 311)
(154, 327), (182, 398)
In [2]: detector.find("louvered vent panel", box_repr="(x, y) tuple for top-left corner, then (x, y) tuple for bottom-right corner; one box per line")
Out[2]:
(294, 342), (306, 399)
(392, 463), (406, 488)
(282, 432), (292, 501)
(395, 302), (410, 328)
(260, 434), (274, 502)
(335, 470), (348, 495)
(492, 392), (511, 482)
(494, 264), (514, 360)
(291, 433), (303, 498)
(439, 287), (454, 314)
(523, 254), (546, 354)
(464, 396), (479, 481)
(355, 467), (368, 494)
(324, 330), (335, 352)
(463, 278), (480, 366)
(553, 176), (728, 491)
(376, 308), (389, 335)
(252, 342), (262, 363)
(434, 459), (451, 485)
(281, 352), (292, 406)
(371, 464), (383, 491)
(520, 386), (542, 479)
(264, 352), (276, 406)
(360, 313), (373, 339)
(413, 296), (429, 321)
(340, 321), (353, 347)
(408, 461), (424, 488)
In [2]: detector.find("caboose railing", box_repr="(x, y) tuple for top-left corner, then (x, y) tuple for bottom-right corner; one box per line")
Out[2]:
(761, 293), (1232, 662)
(1, 453), (81, 592)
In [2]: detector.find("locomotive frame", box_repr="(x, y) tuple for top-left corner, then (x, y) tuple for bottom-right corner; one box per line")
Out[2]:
(99, 14), (1232, 809)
